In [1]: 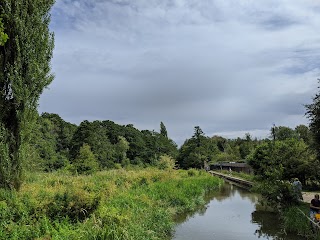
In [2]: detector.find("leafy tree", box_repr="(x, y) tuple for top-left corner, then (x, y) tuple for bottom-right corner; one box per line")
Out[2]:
(72, 144), (99, 174)
(70, 121), (115, 168)
(123, 124), (148, 162)
(193, 126), (204, 147)
(248, 139), (317, 186)
(160, 121), (168, 138)
(305, 81), (320, 158)
(33, 115), (72, 171)
(140, 129), (178, 164)
(101, 120), (124, 144)
(295, 124), (311, 145)
(211, 136), (227, 152)
(0, 0), (55, 189)
(41, 113), (77, 155)
(272, 126), (297, 141)
(115, 136), (129, 163)
(248, 139), (316, 207)
(177, 126), (218, 169)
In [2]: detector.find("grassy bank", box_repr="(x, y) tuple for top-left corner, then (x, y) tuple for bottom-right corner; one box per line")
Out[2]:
(282, 204), (320, 239)
(0, 168), (222, 239)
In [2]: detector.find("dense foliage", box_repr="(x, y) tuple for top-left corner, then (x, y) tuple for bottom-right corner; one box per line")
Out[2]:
(28, 114), (179, 172)
(306, 80), (320, 159)
(248, 133), (317, 207)
(0, 0), (55, 189)
(0, 18), (8, 46)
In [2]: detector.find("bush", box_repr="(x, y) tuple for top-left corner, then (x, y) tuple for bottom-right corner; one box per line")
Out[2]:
(46, 188), (99, 221)
(157, 155), (176, 170)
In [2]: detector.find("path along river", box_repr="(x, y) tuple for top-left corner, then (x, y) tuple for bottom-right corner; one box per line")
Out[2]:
(172, 182), (305, 240)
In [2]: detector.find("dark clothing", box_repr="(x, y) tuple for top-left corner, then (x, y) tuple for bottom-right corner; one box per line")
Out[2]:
(310, 199), (320, 213)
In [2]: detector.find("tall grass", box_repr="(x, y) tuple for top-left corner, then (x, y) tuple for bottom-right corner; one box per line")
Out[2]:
(0, 168), (222, 239)
(282, 204), (320, 239)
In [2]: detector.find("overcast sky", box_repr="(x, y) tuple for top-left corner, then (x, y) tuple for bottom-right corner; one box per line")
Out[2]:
(39, 0), (320, 145)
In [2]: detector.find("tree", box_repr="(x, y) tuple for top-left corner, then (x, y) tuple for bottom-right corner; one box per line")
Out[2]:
(73, 144), (99, 174)
(306, 81), (320, 158)
(271, 126), (297, 141)
(248, 139), (316, 206)
(115, 136), (129, 164)
(193, 126), (205, 147)
(160, 121), (168, 138)
(31, 115), (72, 171)
(70, 121), (115, 168)
(248, 139), (316, 185)
(40, 113), (77, 155)
(295, 124), (311, 145)
(177, 127), (219, 169)
(0, 1), (55, 189)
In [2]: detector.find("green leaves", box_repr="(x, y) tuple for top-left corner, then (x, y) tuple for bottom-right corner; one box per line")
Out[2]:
(73, 144), (99, 175)
(248, 139), (317, 207)
(0, 18), (8, 46)
(305, 79), (320, 158)
(0, 0), (55, 189)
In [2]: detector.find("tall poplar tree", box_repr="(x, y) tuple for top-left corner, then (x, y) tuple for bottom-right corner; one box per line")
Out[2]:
(160, 121), (168, 138)
(0, 0), (55, 189)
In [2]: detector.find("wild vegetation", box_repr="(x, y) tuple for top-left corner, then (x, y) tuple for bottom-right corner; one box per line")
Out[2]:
(0, 168), (222, 239)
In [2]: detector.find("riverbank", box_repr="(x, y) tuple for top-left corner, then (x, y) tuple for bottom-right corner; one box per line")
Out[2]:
(0, 168), (222, 239)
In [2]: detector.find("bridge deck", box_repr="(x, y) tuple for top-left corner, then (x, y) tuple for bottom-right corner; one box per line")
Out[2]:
(209, 171), (253, 187)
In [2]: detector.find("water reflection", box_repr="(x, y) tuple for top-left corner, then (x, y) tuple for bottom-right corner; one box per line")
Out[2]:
(172, 182), (304, 240)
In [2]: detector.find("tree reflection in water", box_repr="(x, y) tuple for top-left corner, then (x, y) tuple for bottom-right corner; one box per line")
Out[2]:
(173, 181), (305, 240)
(251, 208), (305, 240)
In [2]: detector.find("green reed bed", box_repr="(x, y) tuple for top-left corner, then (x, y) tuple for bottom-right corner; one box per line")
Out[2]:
(0, 168), (222, 239)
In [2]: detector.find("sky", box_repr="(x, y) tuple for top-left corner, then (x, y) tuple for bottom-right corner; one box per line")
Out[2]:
(39, 0), (320, 145)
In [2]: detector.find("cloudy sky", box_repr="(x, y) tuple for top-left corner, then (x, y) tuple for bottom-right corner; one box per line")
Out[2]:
(39, 0), (320, 145)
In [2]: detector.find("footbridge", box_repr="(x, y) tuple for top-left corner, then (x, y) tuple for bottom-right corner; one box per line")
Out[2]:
(209, 171), (253, 188)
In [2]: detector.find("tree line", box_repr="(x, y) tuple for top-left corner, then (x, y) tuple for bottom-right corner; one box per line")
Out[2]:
(26, 112), (317, 186)
(27, 113), (179, 173)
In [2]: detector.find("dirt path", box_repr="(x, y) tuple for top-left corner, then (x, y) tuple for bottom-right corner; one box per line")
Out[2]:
(303, 191), (318, 203)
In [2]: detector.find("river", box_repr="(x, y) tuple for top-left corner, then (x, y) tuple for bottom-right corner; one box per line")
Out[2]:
(172, 182), (305, 240)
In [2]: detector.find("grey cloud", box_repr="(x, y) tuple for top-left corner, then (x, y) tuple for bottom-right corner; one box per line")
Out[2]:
(40, 0), (320, 145)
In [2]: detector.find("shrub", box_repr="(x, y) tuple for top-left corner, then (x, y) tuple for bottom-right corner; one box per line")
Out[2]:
(157, 155), (176, 170)
(72, 144), (99, 174)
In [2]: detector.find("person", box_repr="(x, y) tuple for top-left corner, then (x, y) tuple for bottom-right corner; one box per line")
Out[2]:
(310, 194), (320, 220)
(292, 178), (303, 201)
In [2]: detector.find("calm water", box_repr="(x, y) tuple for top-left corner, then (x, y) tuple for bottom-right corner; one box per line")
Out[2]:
(172, 182), (304, 240)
